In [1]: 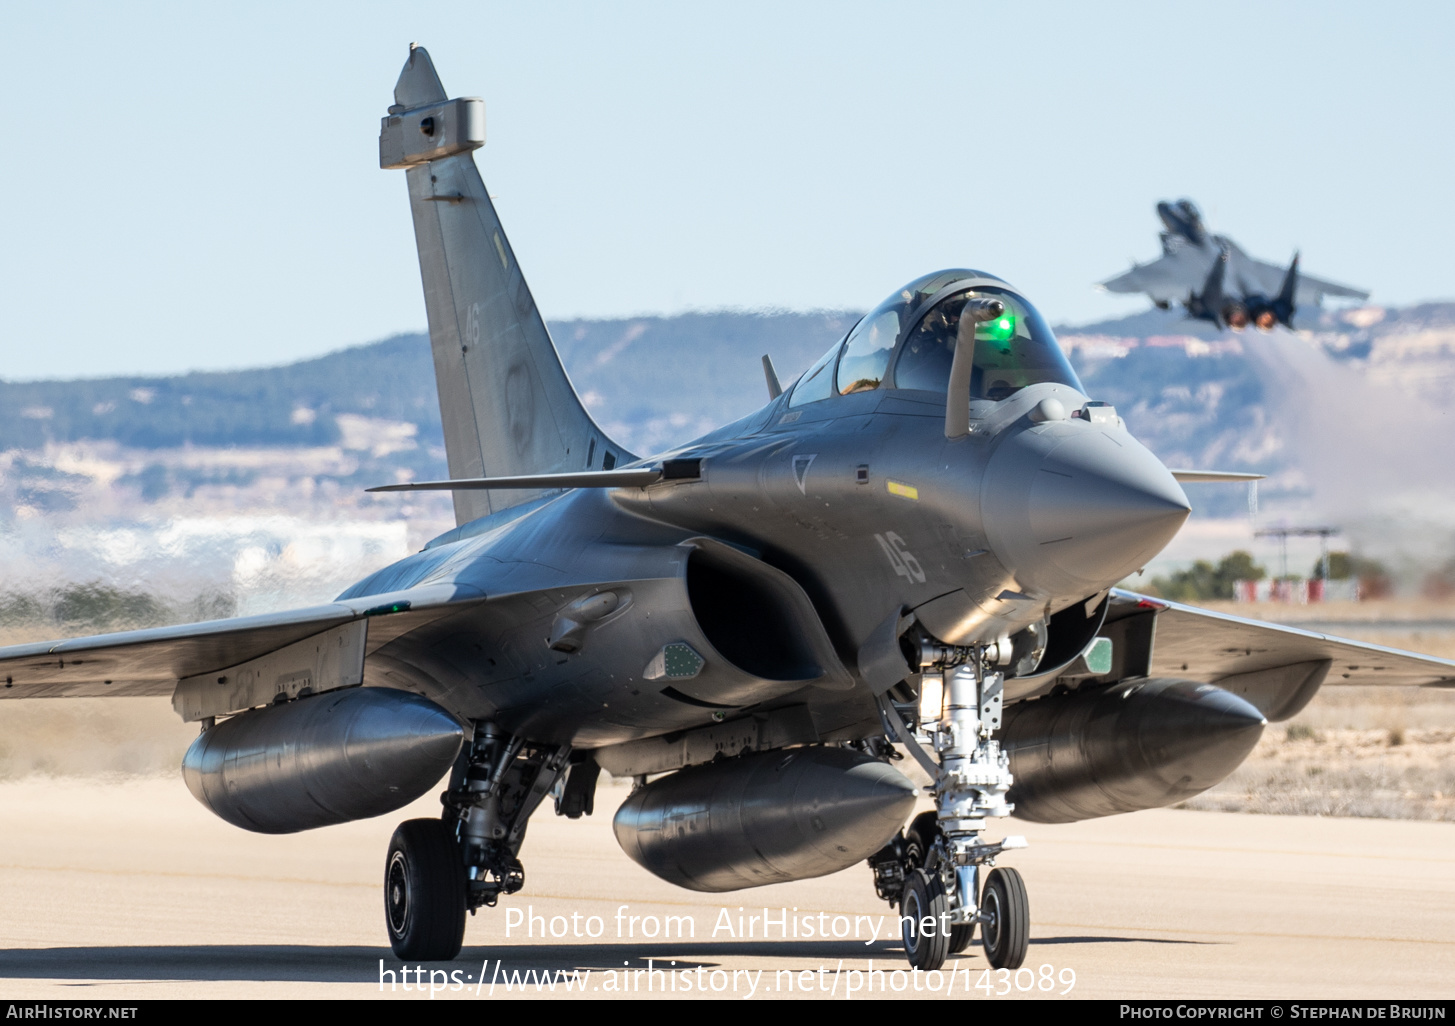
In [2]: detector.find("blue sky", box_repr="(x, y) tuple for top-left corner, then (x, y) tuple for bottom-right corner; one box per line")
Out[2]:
(2, 1), (1451, 379)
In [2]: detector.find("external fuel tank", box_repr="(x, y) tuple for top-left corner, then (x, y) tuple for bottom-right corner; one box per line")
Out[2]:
(999, 678), (1266, 823)
(613, 746), (917, 892)
(182, 686), (464, 834)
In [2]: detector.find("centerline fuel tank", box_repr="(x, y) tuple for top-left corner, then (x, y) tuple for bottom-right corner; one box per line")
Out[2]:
(613, 746), (917, 892)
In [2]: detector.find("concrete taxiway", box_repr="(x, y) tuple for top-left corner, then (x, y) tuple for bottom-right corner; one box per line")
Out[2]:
(0, 775), (1450, 1000)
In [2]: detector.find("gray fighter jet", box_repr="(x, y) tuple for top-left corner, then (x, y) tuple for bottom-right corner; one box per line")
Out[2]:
(2, 50), (1450, 974)
(1099, 200), (1369, 330)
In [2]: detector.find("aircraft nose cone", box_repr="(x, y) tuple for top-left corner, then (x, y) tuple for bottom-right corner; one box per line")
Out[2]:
(1030, 430), (1191, 580)
(984, 425), (1190, 592)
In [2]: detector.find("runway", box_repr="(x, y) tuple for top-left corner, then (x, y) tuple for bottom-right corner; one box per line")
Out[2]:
(0, 775), (1451, 1000)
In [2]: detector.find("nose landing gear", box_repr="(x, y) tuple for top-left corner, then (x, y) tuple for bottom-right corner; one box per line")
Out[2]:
(875, 654), (1030, 971)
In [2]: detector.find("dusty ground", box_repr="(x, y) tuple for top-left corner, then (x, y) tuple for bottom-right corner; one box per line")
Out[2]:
(1185, 725), (1455, 820)
(0, 776), (1451, 1000)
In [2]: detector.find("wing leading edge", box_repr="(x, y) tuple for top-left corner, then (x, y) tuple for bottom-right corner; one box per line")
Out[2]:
(1107, 589), (1455, 721)
(0, 582), (485, 701)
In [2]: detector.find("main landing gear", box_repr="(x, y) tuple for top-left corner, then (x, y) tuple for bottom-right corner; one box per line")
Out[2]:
(384, 723), (574, 960)
(871, 652), (1030, 972)
(386, 819), (466, 960)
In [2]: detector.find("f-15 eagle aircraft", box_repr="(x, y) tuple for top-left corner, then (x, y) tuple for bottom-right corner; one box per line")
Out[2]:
(1099, 199), (1370, 330)
(3, 49), (1451, 974)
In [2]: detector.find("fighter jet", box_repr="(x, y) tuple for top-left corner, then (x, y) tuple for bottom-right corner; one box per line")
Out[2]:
(2, 49), (1451, 975)
(1099, 199), (1369, 330)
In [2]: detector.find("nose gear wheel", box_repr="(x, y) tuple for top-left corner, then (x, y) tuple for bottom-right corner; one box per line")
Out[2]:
(900, 869), (951, 971)
(981, 866), (1029, 969)
(874, 651), (1029, 971)
(904, 811), (975, 954)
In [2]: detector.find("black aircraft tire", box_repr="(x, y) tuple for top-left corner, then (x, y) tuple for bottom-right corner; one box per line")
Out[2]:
(905, 812), (974, 952)
(904, 811), (939, 868)
(949, 919), (975, 953)
(981, 867), (1029, 970)
(385, 819), (468, 961)
(900, 869), (950, 971)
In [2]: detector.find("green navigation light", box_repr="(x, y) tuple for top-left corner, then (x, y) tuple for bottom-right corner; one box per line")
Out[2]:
(980, 309), (1017, 346)
(363, 600), (413, 617)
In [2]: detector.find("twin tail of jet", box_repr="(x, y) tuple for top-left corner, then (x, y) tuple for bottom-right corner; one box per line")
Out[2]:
(1098, 199), (1369, 331)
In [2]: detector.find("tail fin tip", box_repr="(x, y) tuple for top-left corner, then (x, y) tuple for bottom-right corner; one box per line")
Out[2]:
(394, 44), (447, 110)
(386, 47), (634, 526)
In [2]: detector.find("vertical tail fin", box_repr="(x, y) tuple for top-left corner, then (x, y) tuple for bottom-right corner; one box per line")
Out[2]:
(381, 46), (634, 525)
(1193, 248), (1229, 328)
(1273, 252), (1300, 328)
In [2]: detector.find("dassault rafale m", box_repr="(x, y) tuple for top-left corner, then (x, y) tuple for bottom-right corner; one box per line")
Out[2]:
(1099, 199), (1370, 330)
(4, 48), (1452, 974)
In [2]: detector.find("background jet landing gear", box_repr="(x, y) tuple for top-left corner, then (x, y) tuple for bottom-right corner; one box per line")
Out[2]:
(383, 723), (570, 961)
(873, 656), (1030, 972)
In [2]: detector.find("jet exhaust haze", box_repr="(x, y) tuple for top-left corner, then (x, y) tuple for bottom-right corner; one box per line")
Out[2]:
(1243, 330), (1455, 573)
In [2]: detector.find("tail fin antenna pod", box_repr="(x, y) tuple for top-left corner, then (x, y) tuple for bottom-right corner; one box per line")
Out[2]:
(380, 46), (635, 525)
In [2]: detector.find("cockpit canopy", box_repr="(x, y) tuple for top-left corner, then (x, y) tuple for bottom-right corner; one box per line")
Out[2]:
(790, 270), (1083, 408)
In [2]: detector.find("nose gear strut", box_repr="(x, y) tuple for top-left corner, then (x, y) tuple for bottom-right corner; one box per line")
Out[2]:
(873, 647), (1030, 971)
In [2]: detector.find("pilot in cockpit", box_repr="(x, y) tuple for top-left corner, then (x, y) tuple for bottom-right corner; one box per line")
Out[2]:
(792, 273), (1081, 410)
(894, 289), (1070, 402)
